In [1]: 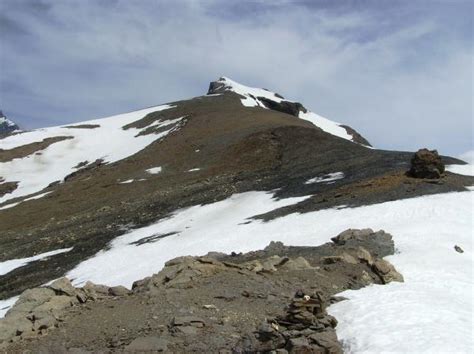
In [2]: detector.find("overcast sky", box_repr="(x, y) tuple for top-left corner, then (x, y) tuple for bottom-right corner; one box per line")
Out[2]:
(0, 0), (472, 157)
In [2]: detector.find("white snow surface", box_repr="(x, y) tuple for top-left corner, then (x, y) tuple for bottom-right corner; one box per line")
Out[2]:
(187, 168), (201, 172)
(0, 297), (19, 318)
(305, 172), (344, 184)
(65, 176), (473, 353)
(0, 104), (177, 204)
(214, 77), (358, 144)
(0, 247), (73, 277)
(446, 164), (474, 176)
(146, 166), (162, 174)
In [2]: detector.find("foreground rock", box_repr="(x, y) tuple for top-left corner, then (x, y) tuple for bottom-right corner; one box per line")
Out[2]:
(2, 229), (403, 352)
(408, 148), (445, 179)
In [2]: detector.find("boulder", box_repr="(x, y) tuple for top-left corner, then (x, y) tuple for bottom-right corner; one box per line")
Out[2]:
(48, 277), (77, 297)
(408, 148), (445, 179)
(372, 259), (404, 284)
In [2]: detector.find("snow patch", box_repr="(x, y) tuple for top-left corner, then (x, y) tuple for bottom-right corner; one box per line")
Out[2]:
(0, 104), (176, 204)
(187, 168), (201, 172)
(0, 247), (73, 276)
(298, 111), (353, 142)
(0, 297), (19, 318)
(446, 164), (474, 177)
(146, 166), (162, 175)
(305, 172), (344, 184)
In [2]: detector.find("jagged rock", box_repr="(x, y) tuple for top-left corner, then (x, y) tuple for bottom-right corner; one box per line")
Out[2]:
(454, 245), (464, 253)
(256, 97), (307, 117)
(48, 277), (77, 297)
(331, 228), (374, 244)
(331, 229), (395, 258)
(408, 148), (445, 179)
(372, 259), (404, 284)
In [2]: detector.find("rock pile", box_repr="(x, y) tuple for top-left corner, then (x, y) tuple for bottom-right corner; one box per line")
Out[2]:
(0, 278), (130, 347)
(408, 148), (445, 179)
(235, 290), (342, 353)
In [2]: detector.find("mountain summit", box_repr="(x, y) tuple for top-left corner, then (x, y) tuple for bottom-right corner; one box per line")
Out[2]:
(208, 77), (371, 146)
(0, 111), (20, 137)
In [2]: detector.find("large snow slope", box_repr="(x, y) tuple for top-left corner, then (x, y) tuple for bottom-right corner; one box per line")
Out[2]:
(212, 77), (355, 143)
(0, 105), (179, 204)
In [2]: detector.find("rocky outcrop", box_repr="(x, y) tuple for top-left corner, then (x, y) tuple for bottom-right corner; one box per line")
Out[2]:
(0, 278), (129, 347)
(2, 229), (403, 351)
(340, 124), (372, 146)
(408, 148), (445, 179)
(235, 290), (342, 353)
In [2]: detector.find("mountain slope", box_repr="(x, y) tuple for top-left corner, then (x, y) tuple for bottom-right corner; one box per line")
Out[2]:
(0, 77), (472, 352)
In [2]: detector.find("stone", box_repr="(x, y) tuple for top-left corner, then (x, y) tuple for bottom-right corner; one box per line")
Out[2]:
(108, 286), (131, 297)
(280, 257), (314, 270)
(8, 288), (56, 315)
(308, 330), (343, 354)
(408, 148), (445, 179)
(372, 259), (404, 284)
(331, 228), (374, 245)
(454, 245), (464, 253)
(124, 336), (168, 352)
(356, 247), (374, 265)
(48, 277), (77, 297)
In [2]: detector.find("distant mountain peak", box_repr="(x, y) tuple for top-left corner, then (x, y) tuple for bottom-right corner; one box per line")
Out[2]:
(0, 110), (21, 137)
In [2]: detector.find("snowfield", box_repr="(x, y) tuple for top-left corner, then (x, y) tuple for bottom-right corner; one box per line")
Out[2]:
(0, 104), (179, 204)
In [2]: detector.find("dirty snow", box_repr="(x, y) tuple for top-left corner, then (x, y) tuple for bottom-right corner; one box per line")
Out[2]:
(0, 104), (177, 204)
(0, 247), (73, 277)
(0, 297), (19, 318)
(65, 175), (473, 353)
(146, 166), (162, 174)
(305, 172), (344, 184)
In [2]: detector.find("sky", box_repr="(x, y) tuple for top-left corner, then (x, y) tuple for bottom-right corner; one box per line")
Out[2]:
(0, 0), (472, 158)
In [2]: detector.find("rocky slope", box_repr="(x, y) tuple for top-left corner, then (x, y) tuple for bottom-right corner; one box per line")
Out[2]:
(0, 78), (472, 353)
(0, 78), (471, 301)
(1, 229), (402, 352)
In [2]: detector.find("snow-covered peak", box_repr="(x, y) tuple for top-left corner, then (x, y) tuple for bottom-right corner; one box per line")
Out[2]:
(208, 77), (287, 108)
(0, 111), (20, 136)
(207, 77), (371, 146)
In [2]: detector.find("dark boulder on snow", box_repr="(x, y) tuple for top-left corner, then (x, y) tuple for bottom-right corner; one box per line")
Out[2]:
(408, 148), (445, 179)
